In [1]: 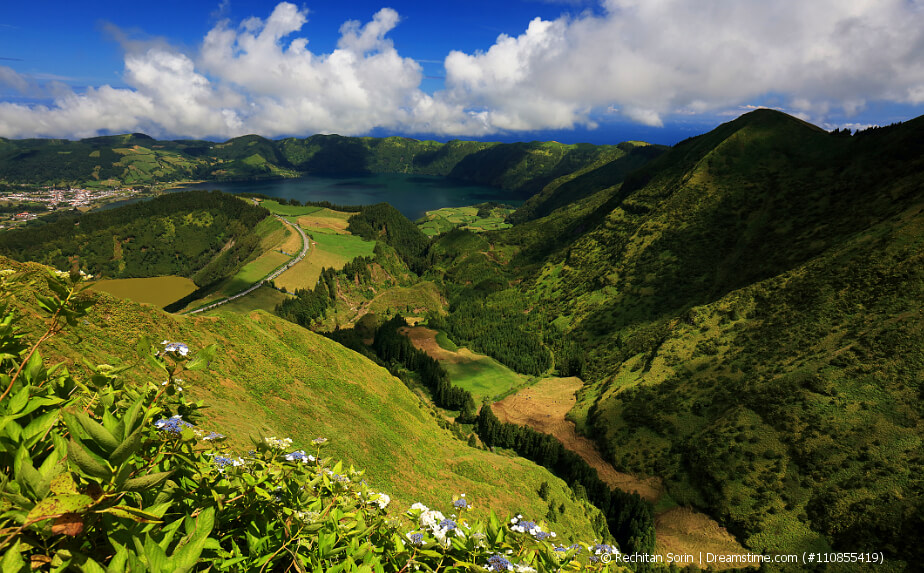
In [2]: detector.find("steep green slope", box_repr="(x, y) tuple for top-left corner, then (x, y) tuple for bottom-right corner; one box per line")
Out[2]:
(1, 257), (608, 544)
(428, 110), (923, 568)
(0, 191), (268, 288)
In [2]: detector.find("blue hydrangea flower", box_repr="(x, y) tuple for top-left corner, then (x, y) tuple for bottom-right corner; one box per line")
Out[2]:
(203, 431), (225, 441)
(154, 414), (193, 434)
(534, 530), (550, 540)
(487, 555), (512, 571)
(285, 450), (315, 463)
(453, 497), (469, 509)
(439, 518), (457, 531)
(406, 532), (424, 546)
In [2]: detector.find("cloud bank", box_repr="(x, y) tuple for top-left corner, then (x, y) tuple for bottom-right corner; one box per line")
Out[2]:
(1, 0), (924, 139)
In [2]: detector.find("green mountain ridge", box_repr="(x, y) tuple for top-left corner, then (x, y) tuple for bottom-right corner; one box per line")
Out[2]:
(0, 132), (666, 200)
(456, 109), (923, 567)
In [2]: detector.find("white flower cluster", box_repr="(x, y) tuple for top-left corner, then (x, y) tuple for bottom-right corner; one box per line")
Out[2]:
(293, 510), (320, 522)
(410, 503), (466, 547)
(509, 515), (556, 540)
(371, 492), (390, 509)
(264, 436), (293, 449)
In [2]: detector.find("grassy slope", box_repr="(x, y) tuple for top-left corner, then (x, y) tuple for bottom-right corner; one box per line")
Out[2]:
(4, 257), (608, 543)
(503, 111), (923, 565)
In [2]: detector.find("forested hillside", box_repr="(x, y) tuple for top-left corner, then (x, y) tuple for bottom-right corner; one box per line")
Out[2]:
(0, 191), (268, 287)
(0, 133), (660, 201)
(429, 110), (923, 568)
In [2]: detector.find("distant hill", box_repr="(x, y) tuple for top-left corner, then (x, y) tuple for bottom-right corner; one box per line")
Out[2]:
(434, 110), (923, 567)
(0, 133), (664, 200)
(0, 191), (269, 288)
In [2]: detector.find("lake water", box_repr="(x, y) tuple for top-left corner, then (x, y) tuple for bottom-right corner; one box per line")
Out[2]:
(180, 174), (524, 220)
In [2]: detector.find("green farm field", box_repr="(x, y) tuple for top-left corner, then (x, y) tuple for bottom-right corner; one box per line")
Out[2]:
(204, 285), (289, 315)
(417, 205), (515, 237)
(275, 224), (375, 293)
(259, 199), (324, 217)
(399, 326), (525, 400)
(87, 275), (197, 308)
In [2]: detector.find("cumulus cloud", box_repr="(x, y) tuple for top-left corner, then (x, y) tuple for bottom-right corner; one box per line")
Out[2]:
(1, 0), (924, 139)
(0, 3), (478, 139)
(444, 0), (924, 129)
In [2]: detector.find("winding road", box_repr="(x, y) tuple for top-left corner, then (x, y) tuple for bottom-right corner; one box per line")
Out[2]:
(185, 215), (308, 314)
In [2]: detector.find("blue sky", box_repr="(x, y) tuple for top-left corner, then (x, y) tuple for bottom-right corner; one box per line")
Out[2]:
(2, 0), (923, 144)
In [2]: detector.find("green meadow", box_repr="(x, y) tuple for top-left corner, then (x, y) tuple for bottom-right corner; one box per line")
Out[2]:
(87, 275), (197, 307)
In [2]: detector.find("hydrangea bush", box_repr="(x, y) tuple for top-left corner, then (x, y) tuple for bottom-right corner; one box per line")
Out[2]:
(0, 270), (629, 572)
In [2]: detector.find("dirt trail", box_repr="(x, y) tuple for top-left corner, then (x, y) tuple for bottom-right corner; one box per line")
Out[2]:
(493, 377), (663, 501)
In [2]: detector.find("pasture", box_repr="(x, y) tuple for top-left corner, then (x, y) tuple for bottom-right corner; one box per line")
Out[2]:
(275, 225), (375, 293)
(88, 275), (197, 308)
(399, 326), (523, 400)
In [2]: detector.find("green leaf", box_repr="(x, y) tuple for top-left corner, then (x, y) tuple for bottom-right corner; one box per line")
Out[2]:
(49, 473), (79, 495)
(0, 540), (28, 573)
(74, 412), (120, 453)
(67, 439), (111, 479)
(33, 292), (57, 315)
(25, 494), (95, 524)
(8, 386), (29, 414)
(47, 275), (70, 299)
(100, 505), (163, 524)
(109, 426), (144, 466)
(14, 446), (45, 499)
(122, 470), (174, 492)
(121, 397), (146, 437)
(169, 507), (216, 573)
(22, 409), (59, 445)
(143, 533), (169, 571)
(184, 344), (217, 372)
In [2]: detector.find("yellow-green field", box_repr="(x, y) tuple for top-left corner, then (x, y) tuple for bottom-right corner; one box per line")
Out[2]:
(87, 275), (197, 307)
(275, 222), (375, 292)
(294, 208), (353, 234)
(204, 285), (289, 315)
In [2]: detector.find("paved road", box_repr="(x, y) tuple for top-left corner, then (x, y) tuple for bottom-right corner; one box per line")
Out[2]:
(186, 215), (309, 314)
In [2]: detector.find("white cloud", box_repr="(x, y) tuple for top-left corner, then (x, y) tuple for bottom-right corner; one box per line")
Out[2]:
(444, 0), (924, 130)
(1, 1), (924, 139)
(0, 3), (474, 139)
